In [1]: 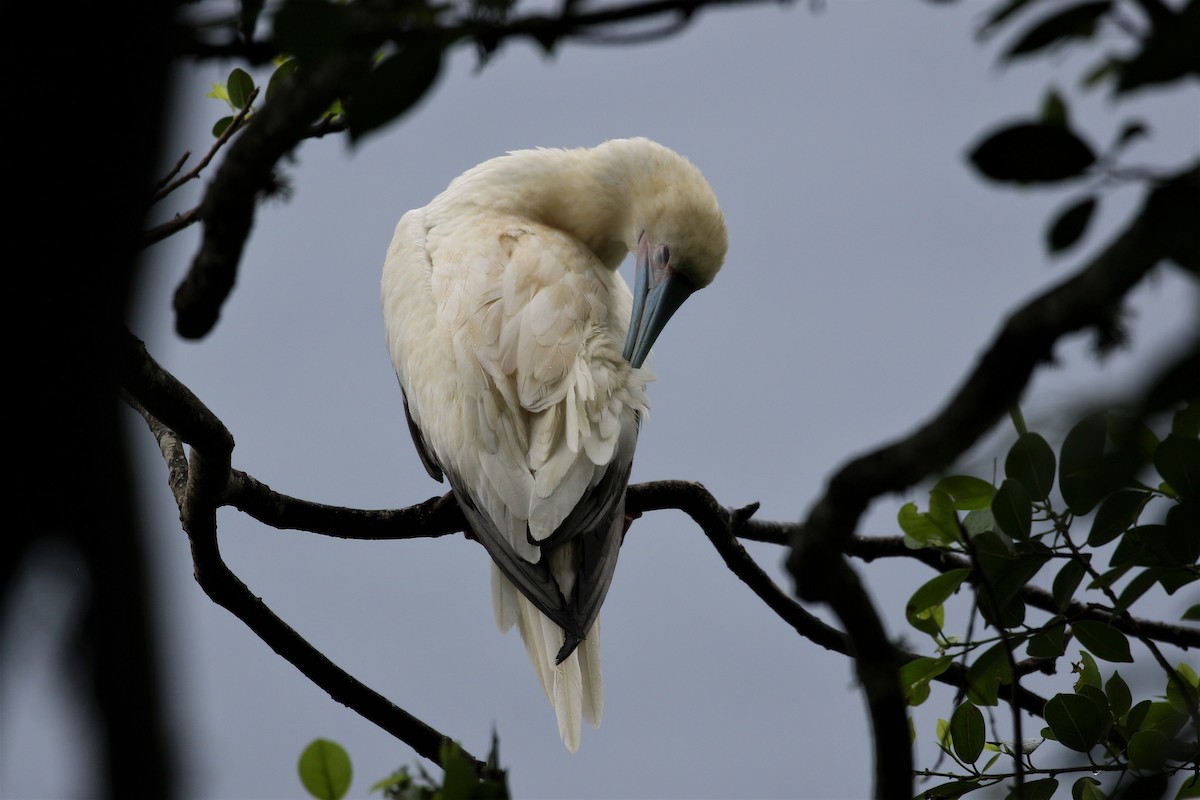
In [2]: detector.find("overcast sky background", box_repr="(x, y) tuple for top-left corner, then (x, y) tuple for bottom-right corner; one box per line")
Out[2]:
(2, 1), (1197, 798)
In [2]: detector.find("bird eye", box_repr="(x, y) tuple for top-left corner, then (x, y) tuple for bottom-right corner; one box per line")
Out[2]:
(654, 244), (670, 267)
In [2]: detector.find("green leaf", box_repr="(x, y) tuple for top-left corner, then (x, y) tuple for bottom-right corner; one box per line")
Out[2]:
(1089, 563), (1131, 590)
(919, 779), (984, 799)
(934, 476), (996, 511)
(439, 740), (477, 800)
(1052, 558), (1087, 612)
(1177, 661), (1199, 688)
(1166, 665), (1200, 714)
(1071, 621), (1134, 662)
(267, 58), (301, 103)
(908, 570), (971, 618)
(1077, 682), (1111, 719)
(1158, 567), (1197, 594)
(1114, 567), (1160, 613)
(963, 508), (999, 537)
(1184, 604), (1200, 621)
(1044, 692), (1106, 752)
(1006, 432), (1057, 501)
(899, 496), (961, 549)
(1088, 489), (1151, 546)
(1046, 195), (1097, 255)
(1075, 651), (1102, 691)
(298, 739), (352, 800)
(207, 82), (230, 104)
(992, 479), (1032, 540)
(1002, 1), (1111, 61)
(1178, 774), (1200, 799)
(1141, 700), (1187, 739)
(967, 642), (1013, 706)
(1059, 411), (1108, 514)
(909, 601), (946, 639)
(367, 768), (411, 794)
(969, 122), (1096, 185)
(937, 716), (952, 752)
(901, 656), (953, 707)
(346, 44), (444, 142)
(1040, 86), (1069, 127)
(1173, 402), (1200, 439)
(227, 68), (255, 109)
(1011, 778), (1059, 800)
(1163, 501), (1200, 565)
(1026, 617), (1067, 658)
(1105, 670), (1131, 719)
(1127, 728), (1170, 771)
(928, 489), (964, 541)
(973, 532), (1050, 627)
(1155, 433), (1200, 500)
(1106, 412), (1159, 464)
(950, 702), (986, 763)
(212, 116), (234, 138)
(1112, 524), (1190, 569)
(1123, 698), (1151, 732)
(1072, 776), (1106, 800)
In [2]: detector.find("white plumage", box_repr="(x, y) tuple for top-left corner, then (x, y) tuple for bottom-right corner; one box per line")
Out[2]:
(382, 138), (727, 751)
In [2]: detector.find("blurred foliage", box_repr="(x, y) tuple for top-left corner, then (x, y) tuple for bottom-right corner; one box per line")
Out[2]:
(298, 737), (509, 800)
(911, 4), (1200, 789)
(299, 739), (354, 800)
(966, 0), (1200, 267)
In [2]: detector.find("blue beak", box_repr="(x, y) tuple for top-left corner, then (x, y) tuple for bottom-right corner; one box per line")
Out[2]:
(623, 235), (696, 369)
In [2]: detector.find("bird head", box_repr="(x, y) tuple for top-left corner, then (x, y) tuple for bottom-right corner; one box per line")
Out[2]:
(621, 144), (728, 369)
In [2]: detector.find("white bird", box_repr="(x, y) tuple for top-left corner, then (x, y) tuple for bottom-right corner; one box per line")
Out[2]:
(381, 137), (727, 751)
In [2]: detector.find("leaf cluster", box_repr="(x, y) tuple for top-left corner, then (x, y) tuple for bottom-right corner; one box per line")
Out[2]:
(298, 737), (509, 800)
(965, 0), (1200, 264)
(904, 403), (1200, 799)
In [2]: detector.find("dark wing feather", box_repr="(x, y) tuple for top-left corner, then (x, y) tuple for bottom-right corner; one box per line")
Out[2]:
(401, 385), (444, 482)
(445, 433), (636, 653)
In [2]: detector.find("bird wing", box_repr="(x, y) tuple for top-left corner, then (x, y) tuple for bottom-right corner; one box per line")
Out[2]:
(382, 208), (647, 642)
(401, 385), (443, 482)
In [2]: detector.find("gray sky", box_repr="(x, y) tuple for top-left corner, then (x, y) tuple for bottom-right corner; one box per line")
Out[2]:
(3, 2), (1197, 798)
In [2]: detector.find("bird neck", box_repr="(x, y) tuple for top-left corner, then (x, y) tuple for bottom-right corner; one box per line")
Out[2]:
(455, 145), (654, 269)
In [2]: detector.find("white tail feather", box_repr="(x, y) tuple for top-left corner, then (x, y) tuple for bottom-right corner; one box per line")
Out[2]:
(578, 616), (603, 727)
(506, 587), (603, 752)
(491, 564), (519, 632)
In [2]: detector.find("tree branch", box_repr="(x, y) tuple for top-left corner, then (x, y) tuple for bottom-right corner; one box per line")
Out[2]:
(152, 86), (259, 205)
(627, 481), (850, 652)
(119, 331), (488, 775)
(122, 331), (1053, 739)
(174, 52), (370, 338)
(784, 164), (1200, 799)
(172, 0), (785, 340)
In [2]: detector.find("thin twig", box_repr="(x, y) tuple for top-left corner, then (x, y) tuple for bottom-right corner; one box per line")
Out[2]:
(143, 206), (203, 248)
(154, 150), (191, 193)
(153, 87), (260, 204)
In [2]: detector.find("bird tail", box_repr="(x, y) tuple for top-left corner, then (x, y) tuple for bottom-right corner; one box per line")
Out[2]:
(491, 564), (603, 752)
